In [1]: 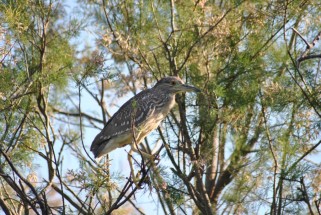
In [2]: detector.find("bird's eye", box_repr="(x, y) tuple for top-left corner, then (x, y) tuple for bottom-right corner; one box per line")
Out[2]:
(171, 81), (176, 85)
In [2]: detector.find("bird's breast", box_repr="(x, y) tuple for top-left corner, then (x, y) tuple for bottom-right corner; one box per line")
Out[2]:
(135, 95), (176, 140)
(146, 96), (175, 129)
(158, 95), (176, 116)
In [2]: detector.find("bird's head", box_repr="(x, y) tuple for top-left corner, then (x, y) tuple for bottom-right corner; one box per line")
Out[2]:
(154, 76), (201, 94)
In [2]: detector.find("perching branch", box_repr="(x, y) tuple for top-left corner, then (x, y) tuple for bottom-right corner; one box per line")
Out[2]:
(293, 28), (321, 66)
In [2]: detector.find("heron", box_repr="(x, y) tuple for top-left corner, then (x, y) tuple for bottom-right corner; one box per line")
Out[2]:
(90, 76), (200, 183)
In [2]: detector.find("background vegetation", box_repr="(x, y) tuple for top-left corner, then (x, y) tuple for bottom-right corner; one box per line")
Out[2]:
(1, 0), (321, 214)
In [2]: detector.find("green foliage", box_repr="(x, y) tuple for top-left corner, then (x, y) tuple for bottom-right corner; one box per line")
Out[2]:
(88, 0), (321, 213)
(0, 1), (80, 213)
(1, 0), (321, 214)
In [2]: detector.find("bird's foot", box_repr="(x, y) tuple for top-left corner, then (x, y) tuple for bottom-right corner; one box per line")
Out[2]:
(131, 171), (143, 189)
(151, 154), (160, 165)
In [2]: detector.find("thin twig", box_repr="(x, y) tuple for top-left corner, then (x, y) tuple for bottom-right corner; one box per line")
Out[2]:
(259, 90), (278, 215)
(300, 177), (314, 215)
(291, 27), (311, 48)
(78, 84), (97, 164)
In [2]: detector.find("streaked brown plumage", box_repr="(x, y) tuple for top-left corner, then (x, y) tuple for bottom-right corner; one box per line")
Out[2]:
(90, 76), (200, 159)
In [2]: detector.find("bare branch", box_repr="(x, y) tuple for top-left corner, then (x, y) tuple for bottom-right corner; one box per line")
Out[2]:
(51, 184), (88, 214)
(292, 27), (312, 48)
(293, 28), (321, 65)
(297, 54), (321, 64)
(51, 107), (104, 124)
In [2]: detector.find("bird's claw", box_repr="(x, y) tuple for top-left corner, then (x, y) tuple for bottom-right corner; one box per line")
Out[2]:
(155, 154), (160, 160)
(152, 154), (160, 164)
(130, 171), (143, 189)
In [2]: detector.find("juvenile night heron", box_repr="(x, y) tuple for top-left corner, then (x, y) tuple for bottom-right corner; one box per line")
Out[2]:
(90, 76), (200, 181)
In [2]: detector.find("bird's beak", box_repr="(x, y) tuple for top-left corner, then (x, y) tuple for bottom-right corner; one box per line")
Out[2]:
(179, 84), (201, 93)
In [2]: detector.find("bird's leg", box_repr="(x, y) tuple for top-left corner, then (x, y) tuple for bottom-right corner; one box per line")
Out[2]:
(151, 139), (162, 155)
(139, 142), (161, 165)
(127, 149), (141, 187)
(131, 142), (162, 167)
(131, 142), (154, 159)
(131, 142), (161, 170)
(128, 143), (160, 187)
(150, 139), (162, 163)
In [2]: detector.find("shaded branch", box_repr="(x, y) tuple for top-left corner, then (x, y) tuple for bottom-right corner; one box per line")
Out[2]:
(51, 183), (88, 215)
(51, 107), (104, 124)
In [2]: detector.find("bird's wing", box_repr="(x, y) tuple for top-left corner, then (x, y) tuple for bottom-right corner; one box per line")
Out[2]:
(90, 89), (157, 157)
